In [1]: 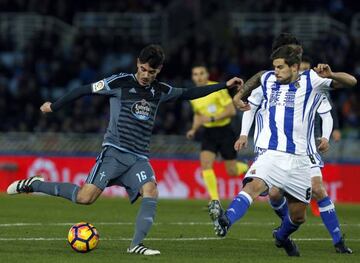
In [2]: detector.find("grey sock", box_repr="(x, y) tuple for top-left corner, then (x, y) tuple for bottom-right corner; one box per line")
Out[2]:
(31, 181), (79, 203)
(131, 197), (157, 248)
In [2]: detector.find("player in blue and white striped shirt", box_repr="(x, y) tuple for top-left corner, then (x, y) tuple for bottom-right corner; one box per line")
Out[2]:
(236, 85), (353, 254)
(233, 36), (353, 254)
(211, 45), (357, 257)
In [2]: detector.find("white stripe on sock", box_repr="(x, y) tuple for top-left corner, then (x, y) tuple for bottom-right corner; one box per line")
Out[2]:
(239, 191), (253, 205)
(319, 203), (335, 213)
(287, 215), (300, 226)
(271, 197), (287, 210)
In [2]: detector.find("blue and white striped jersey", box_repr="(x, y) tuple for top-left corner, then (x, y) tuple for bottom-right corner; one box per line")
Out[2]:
(252, 69), (332, 155)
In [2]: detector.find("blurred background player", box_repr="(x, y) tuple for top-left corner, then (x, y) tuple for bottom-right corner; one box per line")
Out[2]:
(301, 56), (341, 217)
(302, 55), (342, 143)
(186, 65), (248, 214)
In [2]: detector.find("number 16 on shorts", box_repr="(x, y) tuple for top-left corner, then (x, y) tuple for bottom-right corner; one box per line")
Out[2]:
(136, 171), (147, 182)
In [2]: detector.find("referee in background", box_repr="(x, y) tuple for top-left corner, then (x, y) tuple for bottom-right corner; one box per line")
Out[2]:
(186, 64), (248, 217)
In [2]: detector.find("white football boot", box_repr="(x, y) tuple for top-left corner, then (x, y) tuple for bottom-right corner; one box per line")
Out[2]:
(127, 243), (160, 256)
(7, 176), (44, 195)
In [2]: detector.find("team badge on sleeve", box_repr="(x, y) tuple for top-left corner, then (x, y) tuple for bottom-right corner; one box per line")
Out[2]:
(92, 80), (105, 92)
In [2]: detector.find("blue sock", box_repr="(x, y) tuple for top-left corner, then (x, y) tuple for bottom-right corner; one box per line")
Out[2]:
(225, 191), (253, 226)
(275, 214), (300, 241)
(318, 196), (342, 244)
(269, 197), (288, 221)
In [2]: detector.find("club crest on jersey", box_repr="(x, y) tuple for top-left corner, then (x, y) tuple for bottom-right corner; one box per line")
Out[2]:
(131, 99), (151, 120)
(92, 80), (105, 92)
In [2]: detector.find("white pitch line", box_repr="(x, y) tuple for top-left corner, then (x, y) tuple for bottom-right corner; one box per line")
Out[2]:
(1, 222), (360, 227)
(0, 237), (220, 241)
(0, 237), (360, 242)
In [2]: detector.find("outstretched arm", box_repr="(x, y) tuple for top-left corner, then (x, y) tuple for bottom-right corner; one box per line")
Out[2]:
(40, 85), (93, 113)
(314, 64), (357, 89)
(179, 77), (243, 100)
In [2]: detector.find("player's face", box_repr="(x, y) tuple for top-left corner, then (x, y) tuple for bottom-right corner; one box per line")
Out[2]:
(300, 61), (311, 71)
(273, 58), (299, 84)
(192, 67), (209, 86)
(136, 60), (162, 86)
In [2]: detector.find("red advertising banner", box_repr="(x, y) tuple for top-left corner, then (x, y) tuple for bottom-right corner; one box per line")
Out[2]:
(0, 156), (359, 203)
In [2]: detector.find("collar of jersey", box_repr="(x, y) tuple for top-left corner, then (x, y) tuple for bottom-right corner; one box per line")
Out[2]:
(132, 73), (153, 89)
(275, 73), (302, 86)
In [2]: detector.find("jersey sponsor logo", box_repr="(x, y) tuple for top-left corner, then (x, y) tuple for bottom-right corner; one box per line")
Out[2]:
(131, 99), (152, 120)
(269, 86), (281, 107)
(92, 80), (105, 92)
(284, 90), (296, 108)
(268, 87), (296, 108)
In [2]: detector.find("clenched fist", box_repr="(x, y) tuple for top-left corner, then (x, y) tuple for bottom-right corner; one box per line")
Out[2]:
(317, 137), (330, 153)
(226, 77), (244, 90)
(313, 64), (333, 78)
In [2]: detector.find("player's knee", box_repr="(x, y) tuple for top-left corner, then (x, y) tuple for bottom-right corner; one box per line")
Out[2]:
(289, 208), (306, 225)
(290, 214), (306, 225)
(243, 179), (267, 200)
(76, 190), (97, 205)
(311, 184), (327, 201)
(76, 195), (95, 205)
(141, 182), (158, 198)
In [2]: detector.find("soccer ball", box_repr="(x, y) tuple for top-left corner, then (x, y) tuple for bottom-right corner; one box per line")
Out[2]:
(67, 222), (99, 253)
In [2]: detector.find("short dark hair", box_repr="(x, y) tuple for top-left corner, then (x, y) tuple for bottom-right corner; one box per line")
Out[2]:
(271, 45), (302, 66)
(272, 33), (301, 51)
(138, 44), (165, 68)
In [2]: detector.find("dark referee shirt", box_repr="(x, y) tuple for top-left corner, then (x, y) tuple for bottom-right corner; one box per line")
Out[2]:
(91, 73), (182, 159)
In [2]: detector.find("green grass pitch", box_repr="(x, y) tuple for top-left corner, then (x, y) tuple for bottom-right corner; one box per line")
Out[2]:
(0, 194), (359, 263)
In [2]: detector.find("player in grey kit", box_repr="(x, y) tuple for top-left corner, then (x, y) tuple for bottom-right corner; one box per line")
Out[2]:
(7, 44), (243, 256)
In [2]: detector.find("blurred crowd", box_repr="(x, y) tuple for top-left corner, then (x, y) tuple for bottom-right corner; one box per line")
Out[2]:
(0, 0), (359, 138)
(0, 0), (355, 23)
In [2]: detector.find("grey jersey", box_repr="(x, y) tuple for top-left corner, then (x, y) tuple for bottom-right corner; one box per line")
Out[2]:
(91, 73), (183, 159)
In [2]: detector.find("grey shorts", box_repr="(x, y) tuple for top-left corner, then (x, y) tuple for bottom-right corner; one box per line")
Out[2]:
(85, 146), (156, 203)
